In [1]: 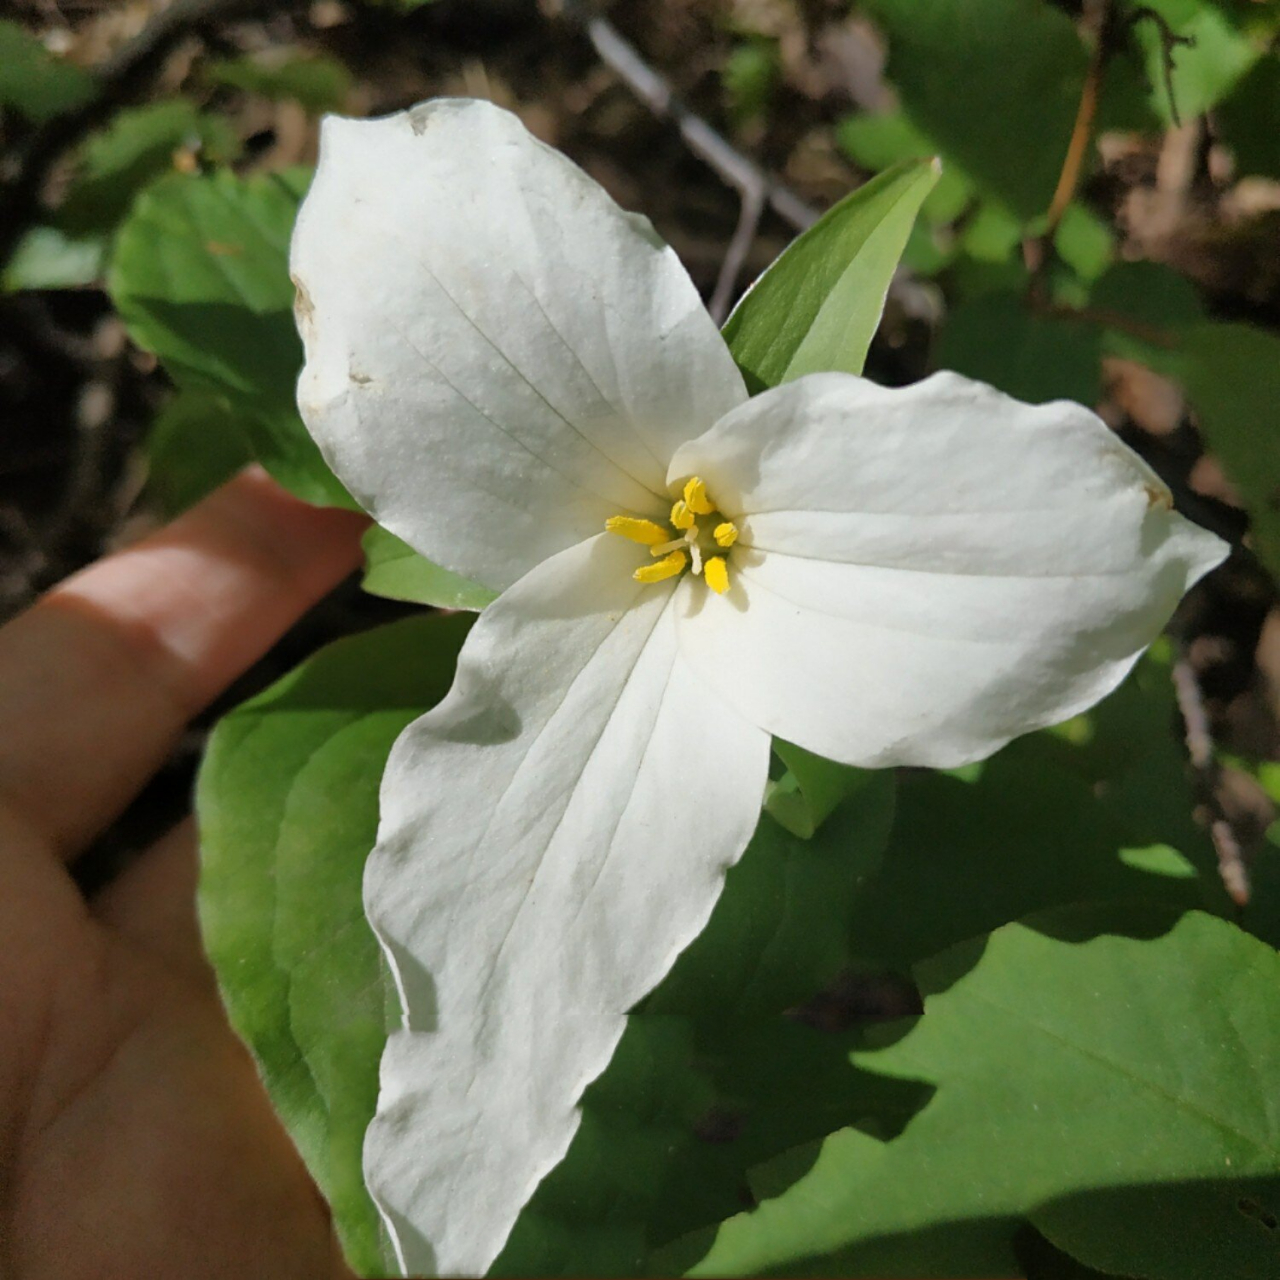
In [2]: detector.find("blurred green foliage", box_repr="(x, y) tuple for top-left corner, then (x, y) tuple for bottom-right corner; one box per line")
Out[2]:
(205, 53), (353, 115)
(0, 19), (94, 122)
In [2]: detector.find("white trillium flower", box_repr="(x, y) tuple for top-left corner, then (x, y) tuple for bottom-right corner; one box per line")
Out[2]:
(291, 98), (1227, 1277)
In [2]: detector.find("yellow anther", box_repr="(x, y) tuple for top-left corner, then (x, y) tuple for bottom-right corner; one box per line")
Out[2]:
(670, 499), (695, 531)
(704, 556), (730, 594)
(605, 516), (669, 546)
(634, 549), (688, 584)
(683, 476), (715, 515)
(713, 521), (739, 548)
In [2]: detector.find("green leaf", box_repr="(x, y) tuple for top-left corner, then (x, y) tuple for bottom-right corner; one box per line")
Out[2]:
(934, 291), (1102, 407)
(722, 38), (780, 125)
(1041, 644), (1227, 898)
(955, 201), (1024, 263)
(847, 736), (1213, 973)
(1217, 55), (1280, 179)
(59, 101), (238, 235)
(646, 776), (896, 1021)
(202, 614), (900, 1280)
(197, 612), (475, 1276)
(722, 158), (938, 390)
(764, 739), (872, 840)
(146, 390), (253, 516)
(2, 102), (226, 292)
(108, 166), (352, 507)
(1180, 321), (1280, 578)
(360, 525), (497, 610)
(1052, 203), (1114, 283)
(497, 1014), (919, 1279)
(862, 0), (1091, 220)
(3, 224), (106, 290)
(695, 906), (1280, 1279)
(1091, 259), (1204, 339)
(1127, 0), (1262, 122)
(496, 779), (901, 1276)
(206, 53), (353, 114)
(0, 19), (94, 123)
(835, 111), (974, 224)
(836, 646), (1228, 977)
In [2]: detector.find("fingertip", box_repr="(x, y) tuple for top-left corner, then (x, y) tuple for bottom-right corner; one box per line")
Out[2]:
(214, 466), (370, 575)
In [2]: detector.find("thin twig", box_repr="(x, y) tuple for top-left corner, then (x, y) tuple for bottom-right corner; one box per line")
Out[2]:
(708, 182), (764, 324)
(1171, 654), (1251, 908)
(555, 0), (819, 232)
(0, 0), (281, 270)
(1128, 5), (1195, 127)
(1045, 0), (1109, 240)
(1026, 0), (1113, 283)
(554, 2), (945, 325)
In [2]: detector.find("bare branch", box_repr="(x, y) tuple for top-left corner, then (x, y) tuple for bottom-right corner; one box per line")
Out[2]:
(555, 0), (819, 232)
(708, 183), (764, 324)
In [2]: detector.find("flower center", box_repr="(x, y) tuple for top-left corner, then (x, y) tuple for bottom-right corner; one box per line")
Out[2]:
(605, 476), (738, 594)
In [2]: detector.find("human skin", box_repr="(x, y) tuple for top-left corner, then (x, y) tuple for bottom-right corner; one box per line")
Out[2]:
(0, 470), (366, 1278)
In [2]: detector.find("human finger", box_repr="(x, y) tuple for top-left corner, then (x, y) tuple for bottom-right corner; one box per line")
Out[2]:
(0, 469), (366, 860)
(90, 818), (214, 990)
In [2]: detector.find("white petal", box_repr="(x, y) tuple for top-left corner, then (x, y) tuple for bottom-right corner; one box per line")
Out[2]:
(364, 535), (769, 1275)
(670, 372), (1228, 767)
(292, 98), (745, 591)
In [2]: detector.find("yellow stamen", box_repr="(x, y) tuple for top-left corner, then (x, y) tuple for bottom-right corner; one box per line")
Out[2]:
(634, 549), (688, 584)
(713, 521), (739, 548)
(670, 499), (695, 531)
(605, 516), (669, 545)
(704, 556), (730, 594)
(683, 476), (715, 515)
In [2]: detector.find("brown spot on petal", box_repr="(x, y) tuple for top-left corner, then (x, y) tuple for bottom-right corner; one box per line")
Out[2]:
(292, 275), (315, 338)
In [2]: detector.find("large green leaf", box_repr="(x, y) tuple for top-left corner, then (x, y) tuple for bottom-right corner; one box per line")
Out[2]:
(645, 774), (896, 1022)
(198, 611), (903, 1278)
(1040, 645), (1227, 896)
(862, 0), (1089, 220)
(360, 525), (497, 611)
(495, 777), (900, 1277)
(847, 645), (1231, 971)
(197, 613), (475, 1276)
(721, 158), (938, 389)
(934, 291), (1102, 407)
(108, 166), (349, 507)
(695, 906), (1280, 1279)
(0, 19), (94, 122)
